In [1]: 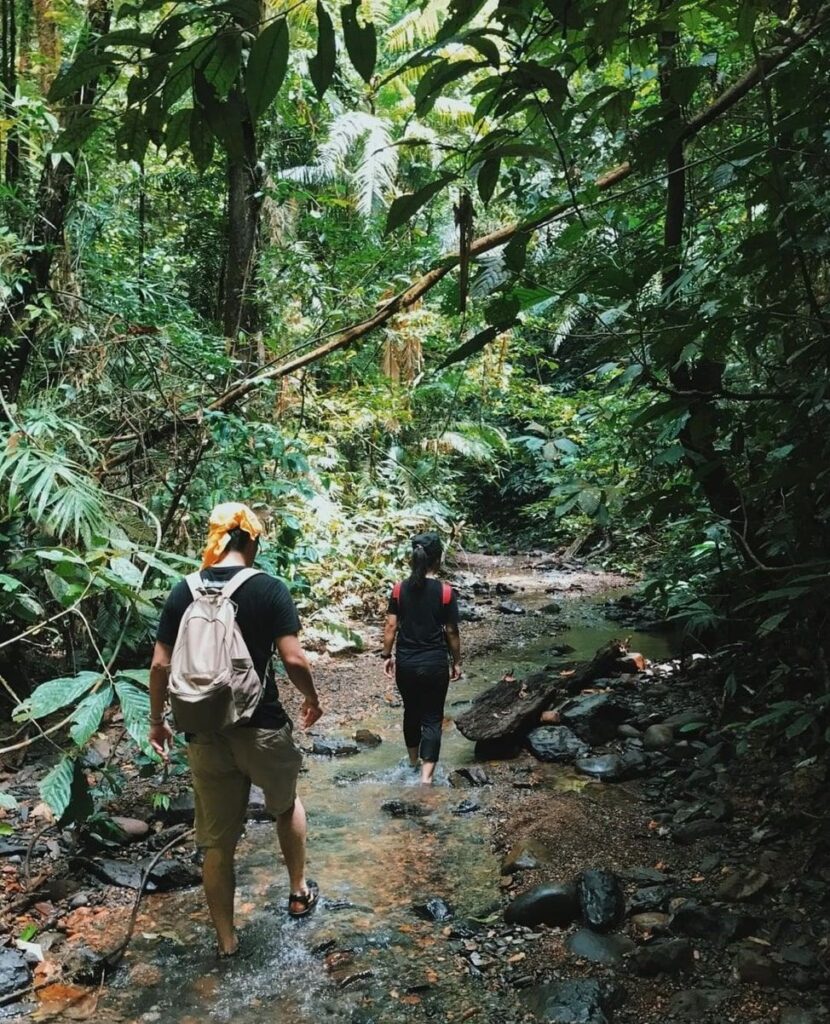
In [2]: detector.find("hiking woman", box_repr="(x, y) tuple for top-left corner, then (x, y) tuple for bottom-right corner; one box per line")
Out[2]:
(382, 532), (462, 785)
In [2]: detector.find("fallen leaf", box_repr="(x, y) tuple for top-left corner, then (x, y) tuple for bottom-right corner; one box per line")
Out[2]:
(31, 803), (54, 823)
(34, 983), (98, 1021)
(401, 995), (421, 1005)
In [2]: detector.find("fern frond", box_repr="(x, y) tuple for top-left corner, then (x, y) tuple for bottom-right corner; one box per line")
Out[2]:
(385, 0), (447, 52)
(470, 248), (509, 298)
(354, 118), (397, 216)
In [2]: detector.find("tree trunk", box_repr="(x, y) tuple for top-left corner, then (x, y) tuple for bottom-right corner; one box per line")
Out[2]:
(221, 114), (264, 354)
(658, 26), (759, 563)
(2, 0), (19, 185)
(0, 0), (110, 405)
(32, 0), (59, 93)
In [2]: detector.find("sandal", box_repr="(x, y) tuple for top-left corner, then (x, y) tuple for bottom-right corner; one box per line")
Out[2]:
(288, 879), (320, 919)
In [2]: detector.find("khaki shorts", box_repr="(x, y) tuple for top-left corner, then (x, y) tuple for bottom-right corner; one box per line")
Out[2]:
(186, 723), (303, 848)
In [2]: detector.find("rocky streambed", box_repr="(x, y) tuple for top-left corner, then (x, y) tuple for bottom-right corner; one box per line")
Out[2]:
(1, 554), (828, 1024)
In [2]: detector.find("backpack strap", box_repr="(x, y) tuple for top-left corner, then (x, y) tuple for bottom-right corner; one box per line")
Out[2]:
(392, 582), (402, 602)
(184, 567), (262, 602)
(441, 582), (452, 606)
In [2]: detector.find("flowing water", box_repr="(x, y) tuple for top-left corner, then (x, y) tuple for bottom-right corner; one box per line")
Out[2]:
(107, 598), (677, 1024)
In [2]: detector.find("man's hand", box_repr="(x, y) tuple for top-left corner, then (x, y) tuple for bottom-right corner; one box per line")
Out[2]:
(149, 721), (174, 760)
(383, 656), (395, 679)
(299, 698), (323, 730)
(451, 662), (463, 681)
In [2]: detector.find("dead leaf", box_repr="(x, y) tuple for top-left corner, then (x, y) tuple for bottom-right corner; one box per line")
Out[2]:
(401, 995), (421, 1005)
(34, 983), (98, 1021)
(31, 803), (54, 823)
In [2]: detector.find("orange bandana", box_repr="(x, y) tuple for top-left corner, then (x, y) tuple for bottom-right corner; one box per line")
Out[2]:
(201, 502), (265, 568)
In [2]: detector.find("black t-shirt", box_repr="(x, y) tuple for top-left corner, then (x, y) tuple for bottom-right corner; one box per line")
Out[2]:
(388, 578), (459, 670)
(156, 565), (301, 729)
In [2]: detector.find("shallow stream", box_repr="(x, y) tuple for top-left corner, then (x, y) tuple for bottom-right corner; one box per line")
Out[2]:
(107, 598), (676, 1024)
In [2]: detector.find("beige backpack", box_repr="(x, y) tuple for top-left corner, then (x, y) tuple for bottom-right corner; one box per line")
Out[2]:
(168, 568), (264, 733)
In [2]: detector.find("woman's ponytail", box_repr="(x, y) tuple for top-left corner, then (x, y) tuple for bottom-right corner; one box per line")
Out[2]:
(407, 531), (443, 590)
(409, 543), (429, 590)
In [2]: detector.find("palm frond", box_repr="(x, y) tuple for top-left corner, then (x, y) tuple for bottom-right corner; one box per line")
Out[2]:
(385, 0), (447, 52)
(470, 248), (509, 298)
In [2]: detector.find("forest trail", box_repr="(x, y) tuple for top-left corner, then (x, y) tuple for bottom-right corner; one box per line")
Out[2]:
(4, 556), (827, 1024)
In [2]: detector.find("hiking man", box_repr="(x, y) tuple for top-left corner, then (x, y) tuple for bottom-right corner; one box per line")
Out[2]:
(148, 502), (322, 955)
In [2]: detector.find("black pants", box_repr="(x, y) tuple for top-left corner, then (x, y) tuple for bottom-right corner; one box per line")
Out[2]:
(396, 664), (450, 763)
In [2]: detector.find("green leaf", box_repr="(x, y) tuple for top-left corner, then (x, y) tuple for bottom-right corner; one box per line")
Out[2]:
(164, 38), (213, 109)
(115, 106), (150, 163)
(165, 107), (192, 154)
(668, 67), (706, 106)
(39, 757), (75, 820)
(109, 555), (143, 588)
(341, 0), (376, 83)
(202, 31), (243, 98)
(0, 823), (12, 836)
(759, 611), (787, 636)
(48, 51), (116, 102)
(385, 174), (454, 235)
(189, 110), (215, 172)
(14, 672), (100, 722)
(415, 59), (480, 117)
(53, 114), (102, 154)
(438, 325), (501, 369)
(0, 792), (18, 810)
(485, 294), (520, 327)
(70, 686), (113, 747)
(477, 158), (500, 203)
(114, 678), (152, 752)
(245, 18), (289, 122)
(195, 75), (245, 159)
(309, 2), (336, 100)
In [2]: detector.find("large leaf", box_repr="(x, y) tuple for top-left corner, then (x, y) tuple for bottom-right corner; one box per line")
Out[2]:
(70, 686), (113, 747)
(114, 678), (152, 752)
(165, 107), (192, 154)
(477, 158), (500, 203)
(415, 59), (481, 117)
(245, 18), (289, 123)
(48, 51), (116, 102)
(385, 174), (454, 235)
(438, 325), (503, 368)
(309, 2), (336, 99)
(341, 0), (376, 83)
(189, 110), (215, 171)
(40, 756), (94, 824)
(14, 672), (100, 722)
(201, 31), (242, 98)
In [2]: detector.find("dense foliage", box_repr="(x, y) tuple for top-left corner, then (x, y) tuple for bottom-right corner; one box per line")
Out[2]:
(1, 0), (829, 817)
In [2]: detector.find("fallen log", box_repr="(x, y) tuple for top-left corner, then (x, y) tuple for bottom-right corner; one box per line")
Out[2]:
(454, 672), (559, 742)
(563, 639), (629, 695)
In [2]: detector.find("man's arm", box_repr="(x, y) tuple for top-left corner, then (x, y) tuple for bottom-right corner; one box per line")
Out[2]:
(382, 613), (397, 678)
(446, 623), (462, 680)
(275, 633), (322, 729)
(148, 640), (174, 758)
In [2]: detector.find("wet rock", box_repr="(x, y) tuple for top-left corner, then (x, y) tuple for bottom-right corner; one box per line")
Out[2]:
(69, 892), (90, 909)
(672, 820), (725, 844)
(61, 941), (108, 983)
(670, 902), (754, 945)
(643, 724), (674, 750)
(412, 897), (453, 922)
(498, 601), (526, 615)
(522, 978), (620, 1024)
(617, 724), (641, 739)
(452, 799), (480, 815)
(561, 694), (629, 745)
(628, 886), (673, 914)
(716, 869), (771, 901)
(541, 601), (562, 615)
(526, 726), (589, 763)
(110, 816), (150, 843)
(566, 929), (635, 965)
(246, 785), (272, 821)
(495, 582), (516, 595)
(734, 948), (779, 986)
(668, 989), (732, 1019)
(164, 791), (196, 826)
(501, 838), (550, 875)
(781, 944), (818, 968)
(663, 710), (709, 731)
(630, 938), (693, 976)
(575, 755), (623, 781)
(578, 870), (624, 932)
(449, 766), (490, 788)
(145, 856), (201, 891)
(504, 883), (580, 928)
(381, 799), (429, 818)
(354, 729), (382, 747)
(457, 601), (482, 622)
(83, 858), (147, 890)
(0, 946), (30, 999)
(780, 1010), (826, 1024)
(629, 912), (671, 934)
(312, 737), (359, 757)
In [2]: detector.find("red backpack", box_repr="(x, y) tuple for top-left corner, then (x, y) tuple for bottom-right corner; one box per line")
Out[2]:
(392, 580), (452, 607)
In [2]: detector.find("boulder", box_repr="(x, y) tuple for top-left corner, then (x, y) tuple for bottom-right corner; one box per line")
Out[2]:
(412, 897), (453, 922)
(779, 1010), (826, 1024)
(455, 672), (558, 742)
(501, 838), (550, 875)
(668, 989), (732, 1020)
(642, 724), (674, 750)
(380, 800), (429, 818)
(110, 816), (150, 843)
(164, 791), (196, 826)
(526, 726), (589, 763)
(449, 766), (490, 788)
(144, 856), (201, 891)
(617, 724), (641, 739)
(734, 948), (779, 986)
(541, 601), (562, 615)
(452, 799), (480, 815)
(716, 869), (771, 902)
(504, 883), (580, 928)
(619, 866), (670, 885)
(575, 754), (623, 781)
(566, 929), (635, 965)
(522, 979), (620, 1024)
(560, 694), (629, 744)
(670, 902), (754, 945)
(628, 885), (673, 914)
(662, 710), (709, 730)
(672, 820), (725, 844)
(578, 870), (624, 932)
(354, 729), (382, 747)
(498, 601), (526, 615)
(312, 737), (359, 757)
(630, 938), (693, 976)
(540, 710), (562, 724)
(0, 946), (30, 1000)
